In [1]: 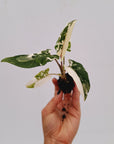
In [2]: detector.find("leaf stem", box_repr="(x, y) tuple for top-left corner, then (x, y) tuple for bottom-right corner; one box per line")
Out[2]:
(55, 59), (63, 75)
(55, 59), (66, 78)
(49, 73), (61, 76)
(63, 56), (65, 66)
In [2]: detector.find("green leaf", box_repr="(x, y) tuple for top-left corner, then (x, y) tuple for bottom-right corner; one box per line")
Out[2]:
(26, 68), (51, 88)
(55, 20), (76, 59)
(35, 68), (49, 80)
(68, 59), (90, 100)
(1, 49), (59, 68)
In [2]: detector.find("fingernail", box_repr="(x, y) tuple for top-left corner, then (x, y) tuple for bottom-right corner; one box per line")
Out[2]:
(57, 90), (61, 95)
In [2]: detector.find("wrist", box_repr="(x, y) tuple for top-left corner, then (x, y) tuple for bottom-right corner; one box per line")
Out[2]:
(44, 137), (67, 144)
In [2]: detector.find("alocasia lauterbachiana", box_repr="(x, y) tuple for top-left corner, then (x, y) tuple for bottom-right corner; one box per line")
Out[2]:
(1, 20), (90, 101)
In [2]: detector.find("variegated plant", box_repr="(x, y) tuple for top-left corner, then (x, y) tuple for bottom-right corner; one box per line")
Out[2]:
(1, 20), (90, 101)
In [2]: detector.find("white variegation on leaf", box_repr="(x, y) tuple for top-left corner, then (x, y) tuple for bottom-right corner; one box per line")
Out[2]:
(55, 20), (76, 60)
(35, 75), (51, 87)
(26, 68), (51, 88)
(26, 77), (37, 88)
(1, 19), (90, 101)
(68, 59), (90, 100)
(65, 66), (85, 99)
(26, 76), (51, 88)
(61, 20), (76, 60)
(1, 49), (59, 68)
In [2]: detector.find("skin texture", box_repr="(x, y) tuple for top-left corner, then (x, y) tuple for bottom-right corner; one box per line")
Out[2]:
(42, 78), (81, 144)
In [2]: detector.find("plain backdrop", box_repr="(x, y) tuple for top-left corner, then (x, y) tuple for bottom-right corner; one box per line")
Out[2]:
(0, 0), (114, 144)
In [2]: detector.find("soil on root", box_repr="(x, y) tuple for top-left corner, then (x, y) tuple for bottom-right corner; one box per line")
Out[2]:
(57, 73), (75, 94)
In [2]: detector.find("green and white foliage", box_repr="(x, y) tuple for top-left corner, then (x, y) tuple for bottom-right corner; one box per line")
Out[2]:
(1, 20), (90, 101)
(26, 68), (51, 88)
(68, 59), (90, 100)
(65, 66), (85, 100)
(55, 20), (76, 60)
(1, 49), (59, 68)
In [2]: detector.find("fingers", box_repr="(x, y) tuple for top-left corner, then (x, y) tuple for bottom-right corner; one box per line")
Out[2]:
(72, 82), (80, 110)
(63, 93), (72, 107)
(52, 78), (60, 95)
(64, 93), (72, 101)
(42, 91), (63, 117)
(42, 78), (80, 119)
(57, 101), (63, 111)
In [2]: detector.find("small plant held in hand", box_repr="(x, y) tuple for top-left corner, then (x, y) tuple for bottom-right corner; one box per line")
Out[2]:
(1, 20), (90, 100)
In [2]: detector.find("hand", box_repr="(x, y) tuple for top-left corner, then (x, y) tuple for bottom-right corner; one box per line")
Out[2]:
(42, 78), (81, 144)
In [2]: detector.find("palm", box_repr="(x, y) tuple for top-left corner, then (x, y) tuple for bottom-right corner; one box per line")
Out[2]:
(42, 78), (81, 144)
(44, 96), (80, 143)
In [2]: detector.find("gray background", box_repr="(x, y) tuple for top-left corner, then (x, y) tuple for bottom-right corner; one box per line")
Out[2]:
(0, 0), (114, 143)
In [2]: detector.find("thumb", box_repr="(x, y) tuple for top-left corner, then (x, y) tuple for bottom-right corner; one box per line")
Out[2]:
(42, 91), (63, 116)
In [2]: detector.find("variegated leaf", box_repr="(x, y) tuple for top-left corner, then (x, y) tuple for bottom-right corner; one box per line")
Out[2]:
(26, 68), (51, 88)
(55, 20), (76, 59)
(68, 59), (90, 100)
(1, 49), (59, 68)
(65, 66), (85, 99)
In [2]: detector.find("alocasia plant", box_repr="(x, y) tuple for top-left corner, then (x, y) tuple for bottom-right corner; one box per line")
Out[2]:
(1, 20), (90, 101)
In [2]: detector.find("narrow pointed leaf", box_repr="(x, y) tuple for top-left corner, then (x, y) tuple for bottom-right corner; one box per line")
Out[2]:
(1, 49), (59, 68)
(55, 20), (76, 59)
(26, 68), (51, 88)
(68, 59), (90, 100)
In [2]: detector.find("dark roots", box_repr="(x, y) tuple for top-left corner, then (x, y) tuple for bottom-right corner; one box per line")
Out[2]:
(57, 73), (75, 94)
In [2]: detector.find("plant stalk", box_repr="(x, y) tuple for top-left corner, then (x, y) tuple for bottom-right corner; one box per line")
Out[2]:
(55, 59), (66, 78)
(55, 59), (63, 74)
(49, 73), (61, 76)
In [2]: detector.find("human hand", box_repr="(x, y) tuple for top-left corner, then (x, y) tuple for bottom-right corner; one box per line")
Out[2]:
(42, 78), (81, 144)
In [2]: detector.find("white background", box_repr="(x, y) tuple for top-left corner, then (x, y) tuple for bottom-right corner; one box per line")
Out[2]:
(0, 0), (114, 144)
